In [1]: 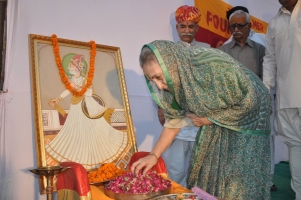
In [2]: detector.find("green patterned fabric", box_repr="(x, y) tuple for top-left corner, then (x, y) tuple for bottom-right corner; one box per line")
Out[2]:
(144, 40), (271, 200)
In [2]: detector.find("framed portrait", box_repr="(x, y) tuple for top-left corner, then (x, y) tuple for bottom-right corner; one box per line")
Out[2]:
(29, 34), (137, 194)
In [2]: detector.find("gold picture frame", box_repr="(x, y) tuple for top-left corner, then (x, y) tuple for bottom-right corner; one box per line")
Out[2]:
(29, 34), (137, 194)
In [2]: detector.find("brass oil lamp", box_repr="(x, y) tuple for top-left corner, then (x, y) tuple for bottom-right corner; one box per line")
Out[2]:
(29, 166), (69, 200)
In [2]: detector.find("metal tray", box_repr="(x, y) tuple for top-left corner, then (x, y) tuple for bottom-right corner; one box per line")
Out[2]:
(104, 186), (171, 200)
(89, 178), (115, 186)
(151, 193), (201, 200)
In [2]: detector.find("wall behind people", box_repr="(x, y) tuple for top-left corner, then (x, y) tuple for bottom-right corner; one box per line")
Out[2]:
(1, 0), (283, 199)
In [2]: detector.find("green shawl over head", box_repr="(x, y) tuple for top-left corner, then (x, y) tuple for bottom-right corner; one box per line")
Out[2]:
(144, 40), (271, 199)
(145, 40), (270, 134)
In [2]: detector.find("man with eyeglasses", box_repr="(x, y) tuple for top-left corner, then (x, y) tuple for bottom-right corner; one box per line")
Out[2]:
(219, 6), (265, 80)
(219, 6), (278, 192)
(263, 0), (301, 199)
(157, 5), (210, 188)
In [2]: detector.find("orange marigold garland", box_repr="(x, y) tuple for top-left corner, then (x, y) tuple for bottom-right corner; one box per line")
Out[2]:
(88, 163), (128, 183)
(51, 34), (96, 96)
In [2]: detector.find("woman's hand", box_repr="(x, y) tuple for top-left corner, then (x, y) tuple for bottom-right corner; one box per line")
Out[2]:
(130, 154), (158, 175)
(186, 113), (213, 127)
(130, 127), (180, 175)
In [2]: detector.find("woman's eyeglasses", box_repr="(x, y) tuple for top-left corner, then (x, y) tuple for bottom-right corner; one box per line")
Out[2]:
(229, 23), (248, 30)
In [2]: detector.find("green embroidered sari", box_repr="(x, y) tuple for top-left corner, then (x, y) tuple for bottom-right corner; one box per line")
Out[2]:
(144, 40), (271, 200)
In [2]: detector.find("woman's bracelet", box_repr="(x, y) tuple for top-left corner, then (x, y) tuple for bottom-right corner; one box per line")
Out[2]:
(149, 153), (159, 164)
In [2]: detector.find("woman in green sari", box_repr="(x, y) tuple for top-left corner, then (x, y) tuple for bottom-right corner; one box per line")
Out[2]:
(131, 40), (271, 199)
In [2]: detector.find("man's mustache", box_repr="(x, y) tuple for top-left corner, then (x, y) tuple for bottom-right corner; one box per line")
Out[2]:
(233, 32), (243, 35)
(181, 33), (193, 36)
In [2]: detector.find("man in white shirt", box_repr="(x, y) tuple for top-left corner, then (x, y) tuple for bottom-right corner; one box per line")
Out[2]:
(263, 0), (301, 198)
(158, 5), (210, 188)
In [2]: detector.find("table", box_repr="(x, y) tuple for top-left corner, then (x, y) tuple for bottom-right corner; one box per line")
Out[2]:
(90, 180), (192, 199)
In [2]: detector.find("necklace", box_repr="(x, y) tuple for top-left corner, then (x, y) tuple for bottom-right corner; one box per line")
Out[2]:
(51, 34), (96, 96)
(71, 76), (85, 86)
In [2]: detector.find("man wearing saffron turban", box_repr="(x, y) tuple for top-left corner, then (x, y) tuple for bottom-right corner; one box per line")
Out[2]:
(175, 5), (210, 48)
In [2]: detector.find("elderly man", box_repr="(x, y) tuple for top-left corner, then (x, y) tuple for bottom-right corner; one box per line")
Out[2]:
(222, 6), (266, 47)
(219, 6), (265, 80)
(174, 5), (210, 48)
(263, 0), (301, 199)
(219, 6), (278, 192)
(158, 5), (210, 188)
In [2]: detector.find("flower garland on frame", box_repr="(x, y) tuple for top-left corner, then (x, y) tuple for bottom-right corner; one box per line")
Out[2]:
(51, 34), (96, 96)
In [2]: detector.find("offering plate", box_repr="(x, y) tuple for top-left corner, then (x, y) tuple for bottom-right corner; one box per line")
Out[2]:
(152, 192), (202, 200)
(104, 185), (171, 200)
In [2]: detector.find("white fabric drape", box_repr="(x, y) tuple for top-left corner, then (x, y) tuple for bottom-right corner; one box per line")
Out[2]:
(0, 0), (18, 199)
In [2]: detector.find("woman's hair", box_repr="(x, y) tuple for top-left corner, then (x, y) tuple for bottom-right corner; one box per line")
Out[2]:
(229, 10), (250, 23)
(139, 47), (158, 68)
